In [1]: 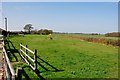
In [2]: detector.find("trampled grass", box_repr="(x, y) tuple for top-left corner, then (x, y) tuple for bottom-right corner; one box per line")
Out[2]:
(7, 34), (118, 79)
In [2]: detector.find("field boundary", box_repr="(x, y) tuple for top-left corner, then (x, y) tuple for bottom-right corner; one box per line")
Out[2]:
(2, 38), (22, 80)
(20, 43), (37, 71)
(65, 36), (119, 47)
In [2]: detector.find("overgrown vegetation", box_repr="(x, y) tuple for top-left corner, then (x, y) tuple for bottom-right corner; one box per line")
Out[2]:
(105, 32), (120, 37)
(66, 35), (119, 47)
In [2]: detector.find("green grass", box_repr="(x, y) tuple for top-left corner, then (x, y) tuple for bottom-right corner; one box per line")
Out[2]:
(7, 34), (118, 79)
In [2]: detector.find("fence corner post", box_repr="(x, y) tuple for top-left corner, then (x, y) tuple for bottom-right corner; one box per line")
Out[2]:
(16, 67), (22, 80)
(34, 49), (37, 71)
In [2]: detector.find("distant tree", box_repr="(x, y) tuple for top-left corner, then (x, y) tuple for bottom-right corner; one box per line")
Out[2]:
(43, 29), (50, 35)
(38, 29), (53, 35)
(48, 30), (53, 34)
(38, 29), (43, 34)
(24, 24), (33, 33)
(2, 30), (7, 37)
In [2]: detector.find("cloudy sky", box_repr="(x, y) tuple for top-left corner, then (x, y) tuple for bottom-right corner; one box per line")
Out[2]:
(0, 1), (118, 34)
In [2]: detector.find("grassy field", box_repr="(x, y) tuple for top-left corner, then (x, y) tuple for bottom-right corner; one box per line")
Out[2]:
(6, 34), (118, 79)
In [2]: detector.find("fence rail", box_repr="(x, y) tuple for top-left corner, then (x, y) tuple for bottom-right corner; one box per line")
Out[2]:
(20, 43), (37, 71)
(2, 38), (22, 80)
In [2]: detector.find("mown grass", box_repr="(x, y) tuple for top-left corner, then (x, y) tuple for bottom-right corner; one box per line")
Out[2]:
(7, 34), (118, 79)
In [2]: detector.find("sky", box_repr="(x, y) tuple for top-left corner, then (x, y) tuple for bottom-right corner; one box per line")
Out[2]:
(0, 2), (118, 34)
(1, 0), (120, 2)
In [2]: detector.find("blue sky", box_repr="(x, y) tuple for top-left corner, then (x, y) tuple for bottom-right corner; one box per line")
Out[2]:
(2, 0), (120, 2)
(1, 2), (118, 34)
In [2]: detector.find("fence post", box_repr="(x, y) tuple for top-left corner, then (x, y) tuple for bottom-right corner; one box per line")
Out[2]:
(26, 45), (28, 61)
(12, 74), (16, 80)
(20, 43), (22, 54)
(20, 43), (23, 61)
(16, 67), (22, 80)
(34, 49), (37, 70)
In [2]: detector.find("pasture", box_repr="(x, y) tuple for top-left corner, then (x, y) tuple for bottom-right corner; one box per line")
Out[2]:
(6, 34), (118, 79)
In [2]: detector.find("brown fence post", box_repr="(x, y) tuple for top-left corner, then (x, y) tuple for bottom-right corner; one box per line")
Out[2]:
(16, 67), (22, 80)
(26, 45), (28, 61)
(34, 49), (37, 70)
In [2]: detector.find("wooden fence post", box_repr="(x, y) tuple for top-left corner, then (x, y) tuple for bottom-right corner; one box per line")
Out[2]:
(16, 67), (22, 80)
(26, 45), (28, 61)
(34, 49), (37, 70)
(20, 43), (22, 54)
(20, 43), (23, 61)
(12, 74), (16, 80)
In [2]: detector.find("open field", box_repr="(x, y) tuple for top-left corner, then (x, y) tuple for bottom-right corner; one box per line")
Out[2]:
(6, 34), (118, 79)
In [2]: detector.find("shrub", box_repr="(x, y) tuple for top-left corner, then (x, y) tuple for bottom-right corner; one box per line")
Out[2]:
(105, 32), (120, 37)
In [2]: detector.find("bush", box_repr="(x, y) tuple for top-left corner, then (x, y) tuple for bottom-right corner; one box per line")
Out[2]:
(105, 32), (120, 37)
(77, 36), (119, 47)
(38, 29), (53, 35)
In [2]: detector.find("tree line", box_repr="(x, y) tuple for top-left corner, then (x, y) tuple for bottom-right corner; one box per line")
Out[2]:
(24, 24), (53, 35)
(1, 23), (119, 37)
